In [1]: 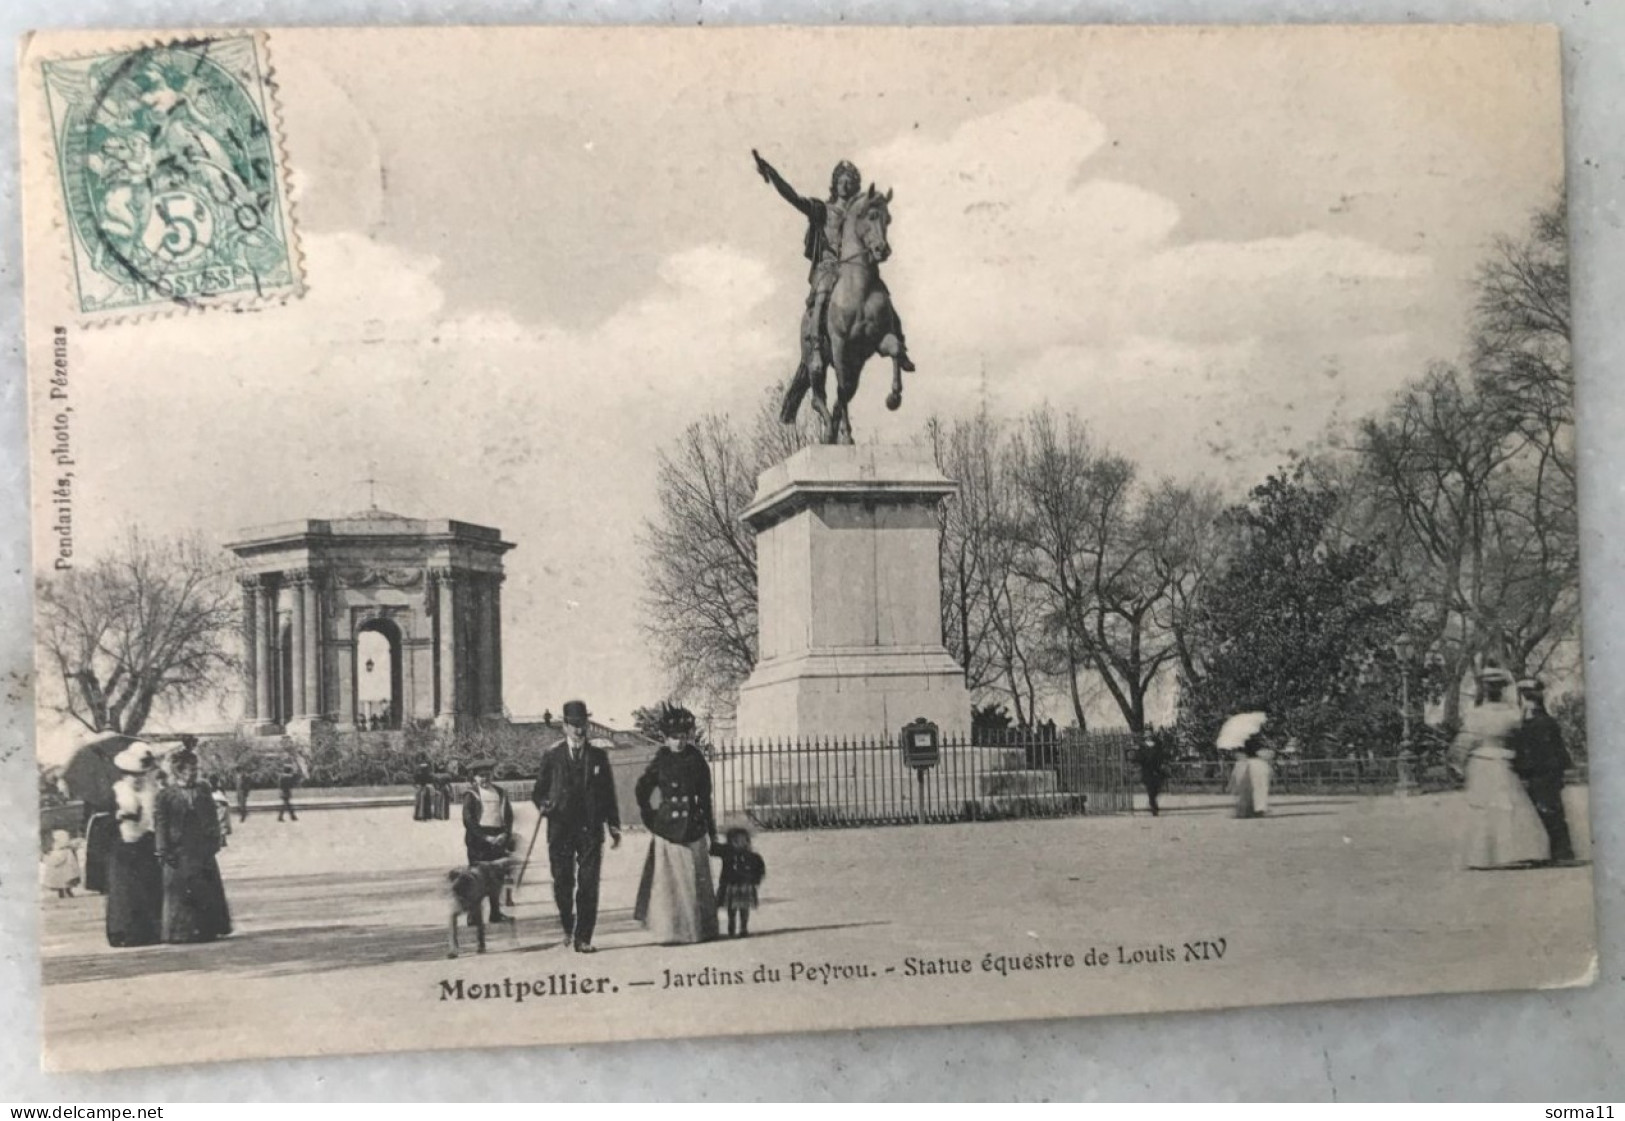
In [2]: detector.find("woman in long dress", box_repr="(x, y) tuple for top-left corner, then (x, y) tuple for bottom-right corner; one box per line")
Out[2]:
(106, 744), (163, 947)
(1460, 668), (1548, 869)
(1230, 740), (1273, 818)
(431, 769), (455, 820)
(633, 705), (719, 945)
(154, 745), (233, 943)
(412, 760), (435, 821)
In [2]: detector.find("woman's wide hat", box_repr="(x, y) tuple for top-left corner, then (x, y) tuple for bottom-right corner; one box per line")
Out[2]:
(656, 702), (696, 737)
(113, 742), (158, 774)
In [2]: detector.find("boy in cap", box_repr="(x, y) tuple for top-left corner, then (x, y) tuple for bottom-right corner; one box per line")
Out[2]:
(532, 700), (621, 951)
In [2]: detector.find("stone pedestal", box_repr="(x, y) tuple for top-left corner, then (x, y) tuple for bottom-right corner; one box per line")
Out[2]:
(734, 445), (971, 742)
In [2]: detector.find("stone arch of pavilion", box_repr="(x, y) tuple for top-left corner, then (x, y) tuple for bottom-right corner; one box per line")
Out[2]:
(226, 510), (514, 736)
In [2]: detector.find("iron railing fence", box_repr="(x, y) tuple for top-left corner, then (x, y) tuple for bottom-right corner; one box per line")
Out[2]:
(1162, 756), (1468, 796)
(711, 732), (1133, 830)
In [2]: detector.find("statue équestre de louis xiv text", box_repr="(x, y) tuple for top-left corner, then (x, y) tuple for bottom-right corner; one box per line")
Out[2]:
(753, 149), (916, 445)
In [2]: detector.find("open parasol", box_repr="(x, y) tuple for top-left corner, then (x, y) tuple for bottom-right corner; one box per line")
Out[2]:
(61, 733), (135, 810)
(1215, 711), (1268, 751)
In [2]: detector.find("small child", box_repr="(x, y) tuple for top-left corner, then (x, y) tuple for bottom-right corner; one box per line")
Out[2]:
(713, 827), (767, 938)
(40, 829), (82, 898)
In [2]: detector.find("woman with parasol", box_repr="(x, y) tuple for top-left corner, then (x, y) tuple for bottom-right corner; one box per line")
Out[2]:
(1217, 711), (1273, 818)
(61, 733), (134, 894)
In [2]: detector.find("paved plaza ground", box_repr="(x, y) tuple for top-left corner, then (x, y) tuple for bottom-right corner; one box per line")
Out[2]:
(38, 789), (1596, 1071)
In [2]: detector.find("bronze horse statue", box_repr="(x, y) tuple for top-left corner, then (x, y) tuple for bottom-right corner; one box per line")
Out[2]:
(780, 185), (915, 444)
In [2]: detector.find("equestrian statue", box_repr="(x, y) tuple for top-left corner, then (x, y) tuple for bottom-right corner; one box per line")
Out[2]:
(753, 149), (915, 445)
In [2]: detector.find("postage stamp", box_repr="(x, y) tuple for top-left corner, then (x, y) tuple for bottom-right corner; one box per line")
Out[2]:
(39, 34), (302, 319)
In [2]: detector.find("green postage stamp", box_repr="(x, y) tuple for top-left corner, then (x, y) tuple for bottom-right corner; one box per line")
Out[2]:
(41, 34), (302, 318)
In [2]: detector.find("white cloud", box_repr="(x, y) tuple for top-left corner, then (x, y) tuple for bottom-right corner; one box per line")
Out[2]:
(66, 231), (785, 724)
(56, 95), (1460, 726)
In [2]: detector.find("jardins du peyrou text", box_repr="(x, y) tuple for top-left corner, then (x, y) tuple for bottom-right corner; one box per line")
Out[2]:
(436, 936), (1230, 1005)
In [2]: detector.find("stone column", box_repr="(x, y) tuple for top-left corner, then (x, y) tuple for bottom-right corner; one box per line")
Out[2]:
(465, 578), (485, 718)
(289, 571), (308, 721)
(487, 575), (505, 717)
(435, 568), (461, 728)
(256, 577), (279, 731)
(239, 576), (259, 722)
(302, 573), (322, 718)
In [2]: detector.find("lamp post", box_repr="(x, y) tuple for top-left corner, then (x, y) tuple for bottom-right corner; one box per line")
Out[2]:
(1393, 633), (1418, 796)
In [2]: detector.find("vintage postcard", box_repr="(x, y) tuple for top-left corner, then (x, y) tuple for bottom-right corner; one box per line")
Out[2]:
(20, 25), (1595, 1072)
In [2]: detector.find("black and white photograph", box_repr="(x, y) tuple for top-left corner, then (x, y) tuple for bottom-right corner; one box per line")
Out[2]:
(15, 23), (1598, 1074)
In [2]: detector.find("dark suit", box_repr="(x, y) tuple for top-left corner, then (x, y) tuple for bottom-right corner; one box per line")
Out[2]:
(1511, 711), (1574, 862)
(532, 740), (620, 943)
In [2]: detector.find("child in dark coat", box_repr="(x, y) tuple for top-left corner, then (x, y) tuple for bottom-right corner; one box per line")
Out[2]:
(712, 827), (766, 937)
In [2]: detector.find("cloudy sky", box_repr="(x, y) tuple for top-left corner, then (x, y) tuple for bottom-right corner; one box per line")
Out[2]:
(25, 25), (1562, 738)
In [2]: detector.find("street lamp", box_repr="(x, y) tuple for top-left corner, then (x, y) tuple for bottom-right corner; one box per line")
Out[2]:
(1393, 633), (1418, 796)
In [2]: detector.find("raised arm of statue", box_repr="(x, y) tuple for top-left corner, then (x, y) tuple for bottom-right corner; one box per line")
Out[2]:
(752, 148), (814, 217)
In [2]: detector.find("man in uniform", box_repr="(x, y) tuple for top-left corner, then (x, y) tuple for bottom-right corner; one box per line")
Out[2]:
(1510, 678), (1576, 864)
(532, 700), (621, 952)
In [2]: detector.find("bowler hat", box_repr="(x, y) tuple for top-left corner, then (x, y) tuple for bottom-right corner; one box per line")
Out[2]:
(562, 700), (591, 726)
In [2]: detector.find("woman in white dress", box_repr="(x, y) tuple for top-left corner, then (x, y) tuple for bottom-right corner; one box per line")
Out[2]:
(106, 744), (164, 946)
(1459, 667), (1548, 869)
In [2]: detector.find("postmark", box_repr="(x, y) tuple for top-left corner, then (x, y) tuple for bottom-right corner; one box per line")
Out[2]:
(41, 34), (302, 320)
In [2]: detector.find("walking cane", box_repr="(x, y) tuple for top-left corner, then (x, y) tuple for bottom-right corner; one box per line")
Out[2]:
(514, 806), (546, 889)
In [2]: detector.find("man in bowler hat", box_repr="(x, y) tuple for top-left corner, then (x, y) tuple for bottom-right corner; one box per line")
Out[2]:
(532, 700), (621, 951)
(1510, 678), (1576, 864)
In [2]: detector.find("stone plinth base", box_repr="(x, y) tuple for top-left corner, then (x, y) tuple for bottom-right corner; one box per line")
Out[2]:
(281, 717), (331, 738)
(735, 647), (971, 742)
(241, 721), (285, 738)
(734, 444), (971, 742)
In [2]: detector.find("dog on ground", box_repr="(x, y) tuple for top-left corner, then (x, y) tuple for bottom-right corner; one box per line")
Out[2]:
(446, 856), (521, 958)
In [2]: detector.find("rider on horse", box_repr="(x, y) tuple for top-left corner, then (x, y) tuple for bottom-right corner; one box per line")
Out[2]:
(752, 151), (861, 379)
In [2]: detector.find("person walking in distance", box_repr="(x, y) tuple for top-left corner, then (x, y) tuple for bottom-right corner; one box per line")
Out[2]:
(1136, 734), (1170, 817)
(276, 763), (300, 823)
(532, 700), (621, 952)
(235, 768), (252, 823)
(1510, 678), (1576, 865)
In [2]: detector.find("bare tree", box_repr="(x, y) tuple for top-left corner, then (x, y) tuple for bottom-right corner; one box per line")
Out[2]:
(929, 410), (1054, 725)
(1141, 480), (1227, 701)
(35, 528), (240, 736)
(1003, 408), (1103, 730)
(1472, 195), (1573, 486)
(639, 388), (814, 710)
